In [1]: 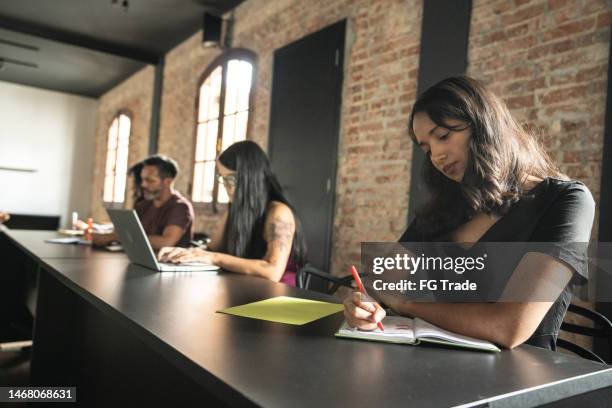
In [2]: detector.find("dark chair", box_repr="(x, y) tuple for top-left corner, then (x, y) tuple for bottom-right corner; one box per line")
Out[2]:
(4, 214), (60, 230)
(557, 304), (612, 364)
(297, 263), (360, 295)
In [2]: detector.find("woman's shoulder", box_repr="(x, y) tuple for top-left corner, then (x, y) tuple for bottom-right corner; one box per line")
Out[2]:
(526, 177), (595, 240)
(266, 201), (296, 222)
(535, 177), (594, 208)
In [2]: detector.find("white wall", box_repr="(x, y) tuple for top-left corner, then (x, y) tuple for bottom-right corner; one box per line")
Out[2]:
(0, 81), (98, 227)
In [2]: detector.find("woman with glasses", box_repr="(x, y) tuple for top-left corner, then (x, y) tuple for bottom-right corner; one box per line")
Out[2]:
(343, 76), (594, 350)
(158, 140), (307, 285)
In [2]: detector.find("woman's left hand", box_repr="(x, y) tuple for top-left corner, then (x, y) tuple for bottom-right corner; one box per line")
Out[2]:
(158, 247), (216, 264)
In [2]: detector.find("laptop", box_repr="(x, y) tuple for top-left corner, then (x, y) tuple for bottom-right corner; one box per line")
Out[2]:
(106, 209), (219, 272)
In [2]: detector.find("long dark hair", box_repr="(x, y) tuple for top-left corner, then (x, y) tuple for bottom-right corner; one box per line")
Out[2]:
(218, 140), (307, 266)
(128, 161), (144, 204)
(407, 76), (566, 238)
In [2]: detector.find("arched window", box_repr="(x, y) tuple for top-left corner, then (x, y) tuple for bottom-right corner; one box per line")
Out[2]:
(192, 50), (255, 207)
(103, 112), (131, 203)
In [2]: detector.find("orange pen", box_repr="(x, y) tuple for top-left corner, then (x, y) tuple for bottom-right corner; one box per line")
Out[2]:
(351, 265), (384, 331)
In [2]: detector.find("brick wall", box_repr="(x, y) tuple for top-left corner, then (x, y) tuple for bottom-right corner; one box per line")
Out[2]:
(468, 0), (611, 240)
(90, 66), (154, 222)
(90, 0), (610, 280)
(155, 0), (423, 265)
(468, 0), (611, 350)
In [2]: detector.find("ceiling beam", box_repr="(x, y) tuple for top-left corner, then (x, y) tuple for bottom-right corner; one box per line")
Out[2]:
(0, 15), (159, 64)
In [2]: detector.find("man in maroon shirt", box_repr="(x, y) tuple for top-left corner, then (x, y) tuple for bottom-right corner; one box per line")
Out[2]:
(94, 155), (194, 250)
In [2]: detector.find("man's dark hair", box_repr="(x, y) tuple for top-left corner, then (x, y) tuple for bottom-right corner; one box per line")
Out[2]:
(142, 155), (179, 179)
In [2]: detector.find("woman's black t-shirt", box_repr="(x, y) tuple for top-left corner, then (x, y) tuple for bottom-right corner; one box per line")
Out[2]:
(398, 178), (595, 350)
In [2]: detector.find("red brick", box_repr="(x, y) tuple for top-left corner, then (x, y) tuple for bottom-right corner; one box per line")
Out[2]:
(361, 122), (384, 132)
(539, 85), (588, 104)
(501, 3), (546, 25)
(547, 0), (569, 10)
(506, 94), (535, 109)
(574, 30), (609, 47)
(351, 64), (364, 73)
(380, 51), (399, 64)
(549, 71), (575, 86)
(507, 22), (530, 38)
(590, 114), (605, 127)
(561, 119), (588, 132)
(576, 64), (608, 82)
(400, 45), (420, 57)
(527, 39), (573, 59)
(481, 30), (507, 46)
(553, 5), (582, 25)
(492, 1), (513, 14)
(504, 35), (537, 50)
(364, 79), (380, 91)
(542, 17), (596, 42)
(597, 11), (612, 28)
(551, 38), (577, 53)
(584, 0), (608, 15)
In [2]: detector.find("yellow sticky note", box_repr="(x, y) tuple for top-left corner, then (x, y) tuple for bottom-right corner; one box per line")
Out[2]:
(218, 296), (344, 325)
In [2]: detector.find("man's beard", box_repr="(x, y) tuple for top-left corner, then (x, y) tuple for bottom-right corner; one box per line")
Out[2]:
(143, 189), (161, 200)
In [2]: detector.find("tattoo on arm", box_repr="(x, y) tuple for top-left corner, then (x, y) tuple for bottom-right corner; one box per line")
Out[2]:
(264, 216), (293, 253)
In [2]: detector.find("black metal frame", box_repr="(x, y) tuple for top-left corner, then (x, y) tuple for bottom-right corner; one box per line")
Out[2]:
(408, 0), (472, 222)
(149, 56), (165, 155)
(297, 264), (361, 295)
(0, 15), (158, 64)
(594, 24), (612, 362)
(558, 304), (612, 364)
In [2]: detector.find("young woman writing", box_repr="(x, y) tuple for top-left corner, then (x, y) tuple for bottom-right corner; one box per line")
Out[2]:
(343, 76), (594, 350)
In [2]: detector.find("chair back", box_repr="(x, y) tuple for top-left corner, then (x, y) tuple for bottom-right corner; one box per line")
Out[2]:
(297, 263), (356, 294)
(558, 304), (612, 364)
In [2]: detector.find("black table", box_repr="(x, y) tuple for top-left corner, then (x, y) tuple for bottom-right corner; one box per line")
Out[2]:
(3, 229), (612, 407)
(0, 227), (124, 334)
(1, 227), (124, 259)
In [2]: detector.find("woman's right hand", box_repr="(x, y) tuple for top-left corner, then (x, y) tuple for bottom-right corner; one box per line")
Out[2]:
(158, 247), (216, 264)
(158, 247), (190, 263)
(343, 291), (386, 331)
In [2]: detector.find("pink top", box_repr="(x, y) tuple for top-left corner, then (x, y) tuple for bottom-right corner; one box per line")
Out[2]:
(280, 258), (298, 286)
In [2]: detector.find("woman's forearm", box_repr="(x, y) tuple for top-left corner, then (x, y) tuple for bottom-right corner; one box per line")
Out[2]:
(392, 301), (548, 349)
(212, 252), (285, 282)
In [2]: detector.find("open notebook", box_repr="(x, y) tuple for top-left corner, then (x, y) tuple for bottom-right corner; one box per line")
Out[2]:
(336, 315), (500, 352)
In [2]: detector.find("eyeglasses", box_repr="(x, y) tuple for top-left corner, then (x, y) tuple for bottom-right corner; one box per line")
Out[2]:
(218, 175), (236, 188)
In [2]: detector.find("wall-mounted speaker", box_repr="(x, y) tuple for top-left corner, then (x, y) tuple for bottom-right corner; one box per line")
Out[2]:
(202, 12), (222, 48)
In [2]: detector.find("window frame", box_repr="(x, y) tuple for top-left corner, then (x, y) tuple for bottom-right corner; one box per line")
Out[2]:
(103, 109), (133, 209)
(190, 48), (257, 213)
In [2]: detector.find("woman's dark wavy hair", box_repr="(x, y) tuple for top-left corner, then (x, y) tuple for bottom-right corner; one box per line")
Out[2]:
(407, 76), (567, 238)
(218, 140), (307, 267)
